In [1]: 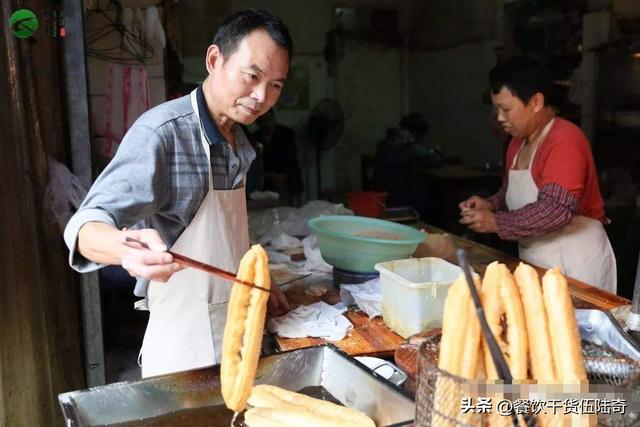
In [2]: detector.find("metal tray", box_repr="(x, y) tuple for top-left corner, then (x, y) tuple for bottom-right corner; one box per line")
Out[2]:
(576, 309), (640, 360)
(59, 344), (414, 427)
(384, 206), (420, 223)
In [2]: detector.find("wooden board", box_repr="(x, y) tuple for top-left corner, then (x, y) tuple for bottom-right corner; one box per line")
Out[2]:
(272, 271), (405, 357)
(275, 309), (405, 357)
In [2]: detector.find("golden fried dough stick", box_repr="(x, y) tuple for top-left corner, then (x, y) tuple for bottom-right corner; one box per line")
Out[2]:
(433, 273), (482, 427)
(438, 274), (481, 376)
(248, 385), (375, 427)
(542, 268), (586, 384)
(476, 348), (486, 380)
(499, 264), (528, 380)
(480, 262), (528, 381)
(480, 262), (507, 380)
(460, 284), (482, 380)
(459, 298), (482, 427)
(541, 268), (592, 427)
(221, 245), (271, 412)
(514, 263), (556, 383)
(244, 406), (354, 427)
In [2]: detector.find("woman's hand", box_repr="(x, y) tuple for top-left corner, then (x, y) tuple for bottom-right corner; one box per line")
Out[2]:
(459, 209), (497, 234)
(458, 195), (494, 212)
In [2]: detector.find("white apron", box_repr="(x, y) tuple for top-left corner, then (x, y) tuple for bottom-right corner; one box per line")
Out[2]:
(139, 90), (250, 378)
(505, 119), (617, 294)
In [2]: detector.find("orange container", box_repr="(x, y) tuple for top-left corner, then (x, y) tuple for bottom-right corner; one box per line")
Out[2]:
(346, 191), (388, 218)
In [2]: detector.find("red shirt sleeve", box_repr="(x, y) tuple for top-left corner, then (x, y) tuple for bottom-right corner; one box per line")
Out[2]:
(536, 138), (587, 202)
(533, 119), (589, 203)
(487, 179), (507, 211)
(494, 183), (577, 240)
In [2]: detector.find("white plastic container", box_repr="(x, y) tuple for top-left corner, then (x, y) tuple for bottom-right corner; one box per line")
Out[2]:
(375, 257), (462, 338)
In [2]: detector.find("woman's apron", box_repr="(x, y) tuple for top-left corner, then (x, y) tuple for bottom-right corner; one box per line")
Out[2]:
(139, 90), (250, 377)
(505, 119), (617, 293)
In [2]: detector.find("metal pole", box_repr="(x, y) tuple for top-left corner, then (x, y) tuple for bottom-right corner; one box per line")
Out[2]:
(63, 0), (105, 387)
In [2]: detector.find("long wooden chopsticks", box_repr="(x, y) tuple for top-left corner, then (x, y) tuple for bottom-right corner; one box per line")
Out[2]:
(124, 237), (273, 293)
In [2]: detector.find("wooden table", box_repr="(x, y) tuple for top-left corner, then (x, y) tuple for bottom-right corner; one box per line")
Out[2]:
(417, 223), (629, 310)
(272, 223), (630, 362)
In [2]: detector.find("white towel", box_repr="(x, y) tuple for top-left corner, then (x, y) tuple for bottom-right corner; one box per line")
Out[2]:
(268, 301), (352, 341)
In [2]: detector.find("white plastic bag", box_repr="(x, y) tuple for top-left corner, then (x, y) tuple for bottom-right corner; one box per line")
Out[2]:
(340, 278), (382, 318)
(256, 210), (303, 251)
(302, 234), (333, 273)
(249, 207), (297, 242)
(248, 201), (353, 243)
(285, 200), (353, 237)
(270, 233), (303, 251)
(44, 158), (88, 234)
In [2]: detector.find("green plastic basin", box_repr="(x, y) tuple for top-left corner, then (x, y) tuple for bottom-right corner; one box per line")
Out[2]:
(307, 215), (426, 273)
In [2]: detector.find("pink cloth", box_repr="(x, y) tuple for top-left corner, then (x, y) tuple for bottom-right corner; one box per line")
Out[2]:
(103, 63), (150, 158)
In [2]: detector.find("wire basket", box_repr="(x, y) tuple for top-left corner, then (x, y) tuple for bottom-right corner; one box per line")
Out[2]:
(415, 333), (640, 427)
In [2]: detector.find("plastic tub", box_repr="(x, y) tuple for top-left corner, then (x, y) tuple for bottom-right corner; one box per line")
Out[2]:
(375, 257), (462, 338)
(346, 191), (388, 218)
(308, 215), (425, 273)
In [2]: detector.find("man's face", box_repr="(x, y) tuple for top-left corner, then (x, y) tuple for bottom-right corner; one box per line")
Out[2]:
(491, 86), (540, 138)
(206, 29), (289, 125)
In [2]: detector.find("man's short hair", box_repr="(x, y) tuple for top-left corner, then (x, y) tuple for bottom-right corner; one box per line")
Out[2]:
(212, 9), (293, 61)
(489, 56), (553, 105)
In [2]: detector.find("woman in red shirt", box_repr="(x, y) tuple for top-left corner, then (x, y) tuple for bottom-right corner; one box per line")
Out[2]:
(459, 56), (616, 293)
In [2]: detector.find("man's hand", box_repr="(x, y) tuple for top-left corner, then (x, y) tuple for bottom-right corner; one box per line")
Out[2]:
(77, 222), (182, 282)
(459, 209), (498, 234)
(120, 228), (182, 282)
(458, 195), (494, 212)
(267, 283), (290, 317)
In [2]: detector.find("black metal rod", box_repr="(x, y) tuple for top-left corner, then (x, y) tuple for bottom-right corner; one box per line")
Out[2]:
(457, 249), (512, 382)
(456, 249), (520, 427)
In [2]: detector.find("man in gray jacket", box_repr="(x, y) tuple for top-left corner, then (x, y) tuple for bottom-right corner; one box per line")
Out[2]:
(65, 9), (290, 377)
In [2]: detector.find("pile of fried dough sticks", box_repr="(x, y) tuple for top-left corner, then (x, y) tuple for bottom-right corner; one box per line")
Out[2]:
(434, 261), (589, 427)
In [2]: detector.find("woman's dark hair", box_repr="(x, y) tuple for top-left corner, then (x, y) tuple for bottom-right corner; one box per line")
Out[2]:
(212, 9), (293, 61)
(489, 56), (553, 105)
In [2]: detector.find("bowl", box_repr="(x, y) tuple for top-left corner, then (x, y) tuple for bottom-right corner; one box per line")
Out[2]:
(307, 215), (425, 273)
